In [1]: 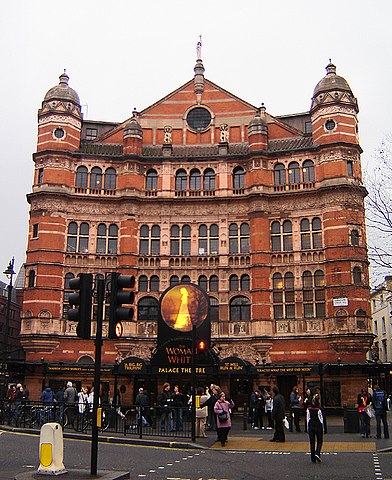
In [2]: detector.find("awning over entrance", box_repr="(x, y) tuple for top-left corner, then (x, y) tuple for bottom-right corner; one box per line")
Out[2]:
(117, 357), (149, 375)
(219, 356), (252, 375)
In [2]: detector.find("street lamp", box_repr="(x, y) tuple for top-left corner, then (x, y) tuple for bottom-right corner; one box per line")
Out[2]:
(1, 257), (15, 399)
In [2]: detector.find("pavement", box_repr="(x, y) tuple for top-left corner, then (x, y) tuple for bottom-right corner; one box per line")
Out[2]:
(6, 414), (392, 479)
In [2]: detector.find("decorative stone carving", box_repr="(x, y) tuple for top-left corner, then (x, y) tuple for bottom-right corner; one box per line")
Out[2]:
(163, 126), (172, 144)
(38, 114), (81, 128)
(219, 124), (229, 143)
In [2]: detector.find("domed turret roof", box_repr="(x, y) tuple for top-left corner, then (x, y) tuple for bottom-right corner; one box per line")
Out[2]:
(313, 62), (352, 98)
(44, 71), (80, 105)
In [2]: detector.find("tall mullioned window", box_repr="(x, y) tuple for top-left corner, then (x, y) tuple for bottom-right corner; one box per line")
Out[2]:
(300, 217), (322, 250)
(96, 224), (118, 254)
(229, 222), (249, 254)
(146, 169), (158, 191)
(302, 270), (326, 318)
(67, 222), (89, 253)
(139, 225), (161, 255)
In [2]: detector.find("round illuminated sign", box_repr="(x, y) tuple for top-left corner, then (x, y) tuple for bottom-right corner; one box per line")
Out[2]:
(115, 322), (123, 338)
(160, 283), (209, 332)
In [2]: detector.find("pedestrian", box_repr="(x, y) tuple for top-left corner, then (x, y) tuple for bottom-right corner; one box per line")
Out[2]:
(135, 387), (149, 426)
(373, 384), (390, 439)
(303, 387), (312, 432)
(307, 393), (324, 463)
(250, 390), (265, 429)
(173, 385), (186, 431)
(77, 386), (88, 414)
(204, 384), (220, 431)
(157, 382), (174, 432)
(357, 388), (372, 438)
(270, 386), (285, 442)
(64, 381), (77, 421)
(290, 385), (302, 432)
(195, 387), (209, 438)
(264, 390), (274, 429)
(41, 385), (55, 404)
(55, 385), (65, 423)
(214, 392), (235, 446)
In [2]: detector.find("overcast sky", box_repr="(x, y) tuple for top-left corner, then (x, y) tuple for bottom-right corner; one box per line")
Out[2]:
(0, 0), (391, 285)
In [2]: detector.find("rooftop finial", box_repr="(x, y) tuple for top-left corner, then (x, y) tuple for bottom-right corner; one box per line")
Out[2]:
(196, 35), (202, 60)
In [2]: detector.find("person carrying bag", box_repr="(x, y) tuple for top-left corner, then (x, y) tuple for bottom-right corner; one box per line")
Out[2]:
(214, 392), (234, 447)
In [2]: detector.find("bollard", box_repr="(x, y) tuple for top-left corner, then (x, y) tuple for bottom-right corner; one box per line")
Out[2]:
(38, 422), (67, 475)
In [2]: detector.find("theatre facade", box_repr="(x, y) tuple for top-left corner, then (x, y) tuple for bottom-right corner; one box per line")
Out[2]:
(20, 48), (375, 408)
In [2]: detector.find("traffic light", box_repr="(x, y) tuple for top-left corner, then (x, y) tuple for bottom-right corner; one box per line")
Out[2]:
(68, 273), (93, 339)
(196, 338), (209, 364)
(108, 273), (135, 339)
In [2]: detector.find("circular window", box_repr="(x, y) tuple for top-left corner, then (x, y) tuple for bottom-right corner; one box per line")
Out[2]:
(325, 119), (336, 131)
(186, 107), (211, 132)
(54, 127), (65, 139)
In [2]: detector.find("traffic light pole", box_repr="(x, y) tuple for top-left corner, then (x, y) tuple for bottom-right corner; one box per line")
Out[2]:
(191, 325), (196, 442)
(91, 277), (104, 476)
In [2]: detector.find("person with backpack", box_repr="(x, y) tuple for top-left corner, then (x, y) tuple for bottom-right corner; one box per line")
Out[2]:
(373, 384), (389, 439)
(307, 393), (325, 463)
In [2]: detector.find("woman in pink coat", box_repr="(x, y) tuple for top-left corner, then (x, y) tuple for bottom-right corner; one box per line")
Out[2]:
(214, 392), (235, 446)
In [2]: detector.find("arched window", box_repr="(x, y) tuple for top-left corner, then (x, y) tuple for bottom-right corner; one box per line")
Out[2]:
(302, 271), (313, 318)
(353, 266), (362, 285)
(229, 223), (239, 254)
(150, 275), (159, 292)
(240, 274), (250, 291)
(151, 225), (160, 255)
(203, 169), (215, 191)
(312, 218), (322, 249)
(288, 162), (300, 184)
(27, 270), (35, 288)
(230, 296), (250, 321)
(210, 224), (219, 254)
(175, 169), (187, 191)
(210, 297), (219, 322)
(273, 272), (283, 319)
(108, 224), (118, 254)
(182, 225), (191, 255)
(90, 167), (103, 189)
(170, 275), (179, 287)
(240, 223), (250, 253)
(209, 275), (219, 292)
(302, 270), (325, 318)
(190, 169), (201, 190)
(104, 168), (116, 190)
(64, 273), (75, 289)
(146, 169), (158, 191)
(138, 275), (148, 292)
(302, 160), (315, 183)
(271, 221), (281, 251)
(229, 275), (239, 291)
(282, 220), (293, 251)
(198, 224), (208, 255)
(96, 224), (107, 253)
(356, 309), (367, 317)
(67, 222), (78, 252)
(139, 225), (150, 255)
(76, 166), (88, 188)
(170, 225), (180, 255)
(181, 275), (191, 283)
(78, 223), (89, 253)
(198, 275), (208, 291)
(274, 163), (286, 185)
(301, 217), (322, 249)
(351, 229), (360, 246)
(284, 272), (295, 318)
(137, 296), (159, 321)
(233, 167), (245, 189)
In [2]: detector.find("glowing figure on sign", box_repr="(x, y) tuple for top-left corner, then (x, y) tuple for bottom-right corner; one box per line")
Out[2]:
(174, 287), (192, 330)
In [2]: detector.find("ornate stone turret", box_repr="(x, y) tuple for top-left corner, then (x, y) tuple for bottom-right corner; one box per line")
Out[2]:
(248, 104), (268, 151)
(123, 110), (143, 155)
(37, 71), (82, 152)
(310, 62), (359, 145)
(194, 38), (205, 103)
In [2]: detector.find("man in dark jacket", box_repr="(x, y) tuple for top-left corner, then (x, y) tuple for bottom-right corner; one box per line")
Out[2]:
(135, 388), (150, 426)
(157, 382), (174, 432)
(271, 386), (285, 442)
(373, 384), (390, 439)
